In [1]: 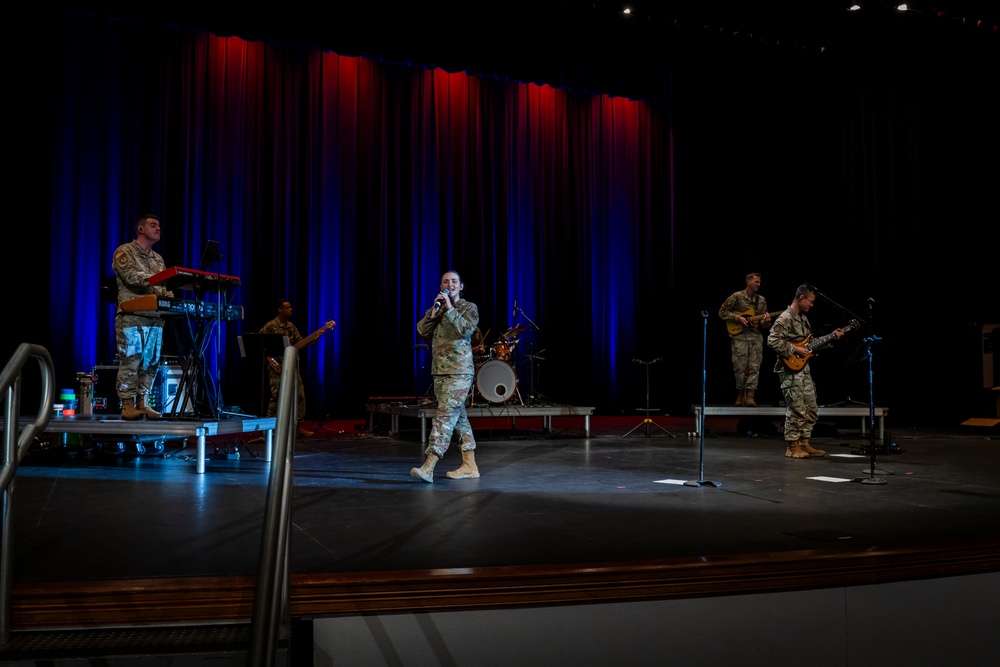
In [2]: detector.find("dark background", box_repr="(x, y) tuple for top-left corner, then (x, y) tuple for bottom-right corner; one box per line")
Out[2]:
(7, 2), (999, 425)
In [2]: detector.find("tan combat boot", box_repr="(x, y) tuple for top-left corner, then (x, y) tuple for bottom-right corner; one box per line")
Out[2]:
(798, 439), (826, 457)
(121, 397), (145, 421)
(410, 453), (440, 483)
(137, 393), (162, 419)
(735, 389), (746, 407)
(446, 450), (480, 479)
(784, 440), (810, 459)
(744, 388), (757, 407)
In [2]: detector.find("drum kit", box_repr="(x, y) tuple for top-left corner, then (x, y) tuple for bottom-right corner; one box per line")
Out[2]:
(472, 324), (526, 404)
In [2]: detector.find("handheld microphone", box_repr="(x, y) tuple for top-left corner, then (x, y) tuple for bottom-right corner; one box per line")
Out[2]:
(512, 298), (517, 318)
(434, 291), (447, 309)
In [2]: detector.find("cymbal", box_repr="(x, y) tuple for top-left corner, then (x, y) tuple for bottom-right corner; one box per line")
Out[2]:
(502, 324), (527, 339)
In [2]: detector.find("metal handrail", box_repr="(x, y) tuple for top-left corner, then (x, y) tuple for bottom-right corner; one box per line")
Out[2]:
(1, 343), (56, 646)
(1, 343), (294, 662)
(248, 344), (297, 665)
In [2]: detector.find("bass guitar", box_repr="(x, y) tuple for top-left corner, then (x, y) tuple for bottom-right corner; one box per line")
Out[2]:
(782, 319), (859, 372)
(267, 320), (337, 373)
(727, 309), (784, 336)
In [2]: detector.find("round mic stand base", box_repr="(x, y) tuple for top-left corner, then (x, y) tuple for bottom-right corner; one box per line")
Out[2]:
(683, 479), (721, 488)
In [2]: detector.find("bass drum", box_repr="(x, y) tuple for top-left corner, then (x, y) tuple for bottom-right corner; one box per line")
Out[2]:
(475, 359), (518, 404)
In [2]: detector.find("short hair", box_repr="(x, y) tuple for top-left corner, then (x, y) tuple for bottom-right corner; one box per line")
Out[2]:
(745, 272), (761, 282)
(275, 298), (291, 312)
(795, 283), (815, 299)
(134, 213), (159, 231)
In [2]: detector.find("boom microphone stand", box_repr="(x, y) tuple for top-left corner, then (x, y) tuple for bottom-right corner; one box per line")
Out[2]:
(812, 284), (867, 408)
(513, 301), (549, 405)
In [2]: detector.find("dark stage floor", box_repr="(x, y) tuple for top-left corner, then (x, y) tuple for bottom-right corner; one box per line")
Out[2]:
(9, 413), (1000, 585)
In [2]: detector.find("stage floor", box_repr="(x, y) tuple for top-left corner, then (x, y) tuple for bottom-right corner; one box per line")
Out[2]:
(8, 414), (999, 584)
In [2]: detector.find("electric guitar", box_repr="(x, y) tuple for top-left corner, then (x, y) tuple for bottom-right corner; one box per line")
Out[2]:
(727, 309), (784, 336)
(267, 320), (337, 373)
(782, 319), (859, 372)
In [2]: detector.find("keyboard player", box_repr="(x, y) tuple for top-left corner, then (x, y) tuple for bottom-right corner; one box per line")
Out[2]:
(112, 213), (174, 420)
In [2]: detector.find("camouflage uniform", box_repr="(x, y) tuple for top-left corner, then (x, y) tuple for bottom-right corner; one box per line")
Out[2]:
(259, 317), (307, 421)
(719, 288), (770, 392)
(416, 296), (479, 458)
(767, 308), (817, 442)
(113, 240), (172, 406)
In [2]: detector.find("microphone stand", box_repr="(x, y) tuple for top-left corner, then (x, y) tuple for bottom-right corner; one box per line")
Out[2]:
(686, 311), (720, 487)
(513, 303), (547, 405)
(812, 285), (867, 409)
(851, 299), (893, 484)
(513, 303), (540, 334)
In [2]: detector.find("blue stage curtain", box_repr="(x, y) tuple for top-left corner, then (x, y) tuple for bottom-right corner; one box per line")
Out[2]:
(47, 13), (673, 418)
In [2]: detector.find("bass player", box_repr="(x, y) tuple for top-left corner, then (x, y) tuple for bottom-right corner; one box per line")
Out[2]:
(259, 299), (336, 437)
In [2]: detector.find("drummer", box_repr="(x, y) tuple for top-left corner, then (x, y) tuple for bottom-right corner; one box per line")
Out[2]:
(472, 327), (490, 363)
(472, 327), (486, 353)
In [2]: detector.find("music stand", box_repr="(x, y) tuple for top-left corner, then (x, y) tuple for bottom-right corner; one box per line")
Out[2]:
(238, 333), (289, 417)
(198, 239), (223, 271)
(623, 358), (677, 438)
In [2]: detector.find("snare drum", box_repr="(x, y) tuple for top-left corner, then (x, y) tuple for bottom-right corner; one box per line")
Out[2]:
(475, 359), (518, 404)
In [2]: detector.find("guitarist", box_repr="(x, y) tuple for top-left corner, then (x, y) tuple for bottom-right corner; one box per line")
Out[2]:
(718, 272), (773, 407)
(259, 299), (336, 438)
(767, 284), (844, 459)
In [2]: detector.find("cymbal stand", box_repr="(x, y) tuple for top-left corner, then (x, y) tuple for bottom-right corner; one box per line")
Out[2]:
(623, 357), (677, 438)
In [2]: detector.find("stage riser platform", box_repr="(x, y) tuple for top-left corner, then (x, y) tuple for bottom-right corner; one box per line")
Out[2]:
(366, 402), (594, 443)
(18, 415), (276, 473)
(692, 405), (888, 439)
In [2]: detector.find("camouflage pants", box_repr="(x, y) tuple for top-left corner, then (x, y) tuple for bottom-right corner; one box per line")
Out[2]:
(777, 367), (818, 442)
(267, 371), (307, 422)
(115, 315), (165, 402)
(426, 374), (477, 458)
(730, 333), (763, 391)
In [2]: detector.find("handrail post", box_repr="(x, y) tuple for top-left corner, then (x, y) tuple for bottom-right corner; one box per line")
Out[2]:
(1, 343), (56, 647)
(248, 344), (297, 666)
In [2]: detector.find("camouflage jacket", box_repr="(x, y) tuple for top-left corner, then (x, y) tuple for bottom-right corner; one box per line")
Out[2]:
(113, 240), (171, 313)
(416, 297), (479, 375)
(767, 308), (811, 371)
(719, 289), (770, 337)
